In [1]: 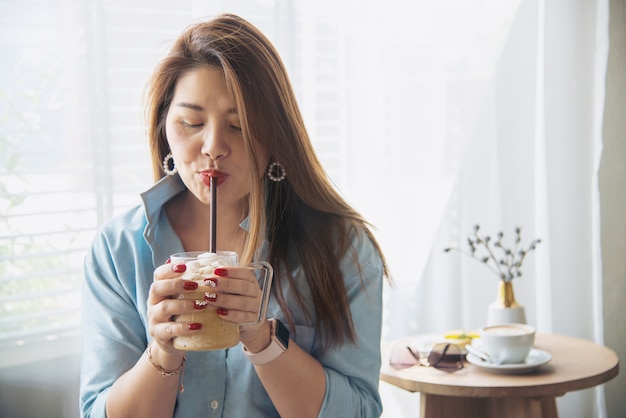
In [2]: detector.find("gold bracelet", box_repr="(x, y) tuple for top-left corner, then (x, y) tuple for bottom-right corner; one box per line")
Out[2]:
(145, 343), (186, 393)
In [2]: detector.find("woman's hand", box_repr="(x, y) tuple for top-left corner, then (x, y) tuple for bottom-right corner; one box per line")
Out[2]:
(206, 266), (269, 346)
(148, 263), (268, 349)
(147, 262), (201, 358)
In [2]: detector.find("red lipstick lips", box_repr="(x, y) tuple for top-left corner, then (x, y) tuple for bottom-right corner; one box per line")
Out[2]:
(200, 169), (227, 187)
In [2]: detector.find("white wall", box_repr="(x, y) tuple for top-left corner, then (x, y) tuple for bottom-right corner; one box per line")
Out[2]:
(0, 354), (80, 418)
(600, 1), (626, 417)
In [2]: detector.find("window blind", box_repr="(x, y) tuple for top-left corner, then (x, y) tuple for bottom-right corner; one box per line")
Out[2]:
(0, 0), (197, 351)
(0, 0), (348, 359)
(1, 1), (90, 349)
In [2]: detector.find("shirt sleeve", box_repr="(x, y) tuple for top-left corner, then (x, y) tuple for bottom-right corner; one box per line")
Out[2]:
(316, 229), (385, 418)
(79, 225), (151, 418)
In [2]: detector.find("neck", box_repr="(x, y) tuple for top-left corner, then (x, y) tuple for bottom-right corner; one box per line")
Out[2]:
(167, 191), (247, 253)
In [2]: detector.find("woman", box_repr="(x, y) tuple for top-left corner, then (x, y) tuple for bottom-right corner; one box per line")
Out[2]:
(80, 14), (389, 418)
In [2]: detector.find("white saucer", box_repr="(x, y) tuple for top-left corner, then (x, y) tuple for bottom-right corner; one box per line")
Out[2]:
(467, 348), (552, 374)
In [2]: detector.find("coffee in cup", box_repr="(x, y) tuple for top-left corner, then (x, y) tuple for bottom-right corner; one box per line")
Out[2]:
(170, 251), (273, 351)
(479, 323), (535, 364)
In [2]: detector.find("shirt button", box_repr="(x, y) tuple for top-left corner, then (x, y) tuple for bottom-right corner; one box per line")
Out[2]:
(210, 400), (219, 410)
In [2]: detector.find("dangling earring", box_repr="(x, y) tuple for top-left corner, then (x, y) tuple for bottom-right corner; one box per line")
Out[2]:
(162, 153), (177, 176)
(267, 161), (286, 182)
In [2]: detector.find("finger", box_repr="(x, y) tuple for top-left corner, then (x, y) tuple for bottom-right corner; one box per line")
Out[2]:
(211, 268), (262, 298)
(148, 280), (179, 306)
(150, 319), (203, 342)
(208, 292), (261, 315)
(154, 262), (188, 282)
(148, 296), (198, 319)
(215, 303), (262, 325)
(148, 298), (207, 344)
(215, 266), (259, 283)
(149, 265), (201, 304)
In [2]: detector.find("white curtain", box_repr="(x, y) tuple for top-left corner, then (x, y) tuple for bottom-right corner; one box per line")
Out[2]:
(365, 1), (609, 417)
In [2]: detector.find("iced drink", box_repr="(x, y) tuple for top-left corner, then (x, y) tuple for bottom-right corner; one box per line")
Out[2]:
(172, 251), (240, 351)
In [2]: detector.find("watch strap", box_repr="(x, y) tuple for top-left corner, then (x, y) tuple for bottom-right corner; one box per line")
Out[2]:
(242, 319), (289, 365)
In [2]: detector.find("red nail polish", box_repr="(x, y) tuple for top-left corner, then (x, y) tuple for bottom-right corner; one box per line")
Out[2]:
(188, 323), (202, 330)
(214, 268), (228, 277)
(173, 264), (186, 273)
(166, 258), (171, 264)
(204, 292), (217, 302)
(194, 300), (208, 309)
(183, 281), (198, 290)
(216, 308), (228, 316)
(204, 278), (217, 287)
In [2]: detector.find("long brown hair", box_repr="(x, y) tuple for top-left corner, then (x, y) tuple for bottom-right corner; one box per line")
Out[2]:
(145, 14), (390, 350)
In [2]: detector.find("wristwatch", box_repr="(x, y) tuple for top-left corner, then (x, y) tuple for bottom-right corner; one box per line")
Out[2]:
(242, 318), (289, 365)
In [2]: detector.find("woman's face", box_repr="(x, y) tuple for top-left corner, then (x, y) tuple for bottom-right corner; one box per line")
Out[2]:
(165, 66), (260, 210)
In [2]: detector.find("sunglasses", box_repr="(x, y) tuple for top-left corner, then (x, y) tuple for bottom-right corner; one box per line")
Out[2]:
(389, 342), (465, 372)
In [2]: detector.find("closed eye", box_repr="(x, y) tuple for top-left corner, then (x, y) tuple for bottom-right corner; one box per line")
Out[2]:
(181, 120), (203, 128)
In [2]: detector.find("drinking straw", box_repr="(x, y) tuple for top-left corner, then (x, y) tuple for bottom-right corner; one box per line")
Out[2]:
(210, 176), (217, 253)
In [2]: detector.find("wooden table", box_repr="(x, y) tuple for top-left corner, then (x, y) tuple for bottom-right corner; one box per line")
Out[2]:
(380, 333), (619, 418)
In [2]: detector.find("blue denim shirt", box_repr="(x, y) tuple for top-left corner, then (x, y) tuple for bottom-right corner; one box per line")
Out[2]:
(79, 175), (384, 417)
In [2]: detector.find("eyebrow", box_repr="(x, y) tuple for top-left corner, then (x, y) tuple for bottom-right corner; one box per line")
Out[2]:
(176, 102), (204, 111)
(175, 102), (238, 114)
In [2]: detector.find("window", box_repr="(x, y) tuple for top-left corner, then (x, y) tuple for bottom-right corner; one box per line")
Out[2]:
(0, 0), (208, 363)
(0, 0), (358, 364)
(1, 1), (96, 359)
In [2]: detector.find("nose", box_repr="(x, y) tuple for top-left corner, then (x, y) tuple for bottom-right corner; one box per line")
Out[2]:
(201, 125), (229, 162)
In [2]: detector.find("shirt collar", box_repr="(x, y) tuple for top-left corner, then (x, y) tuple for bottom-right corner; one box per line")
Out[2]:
(140, 174), (185, 252)
(140, 174), (251, 264)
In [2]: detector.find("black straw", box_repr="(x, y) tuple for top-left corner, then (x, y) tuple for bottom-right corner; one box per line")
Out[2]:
(210, 176), (217, 253)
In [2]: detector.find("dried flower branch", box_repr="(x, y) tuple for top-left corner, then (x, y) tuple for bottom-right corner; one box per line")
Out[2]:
(444, 225), (541, 282)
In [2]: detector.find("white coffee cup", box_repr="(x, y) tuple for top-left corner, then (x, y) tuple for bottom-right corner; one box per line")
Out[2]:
(479, 323), (535, 364)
